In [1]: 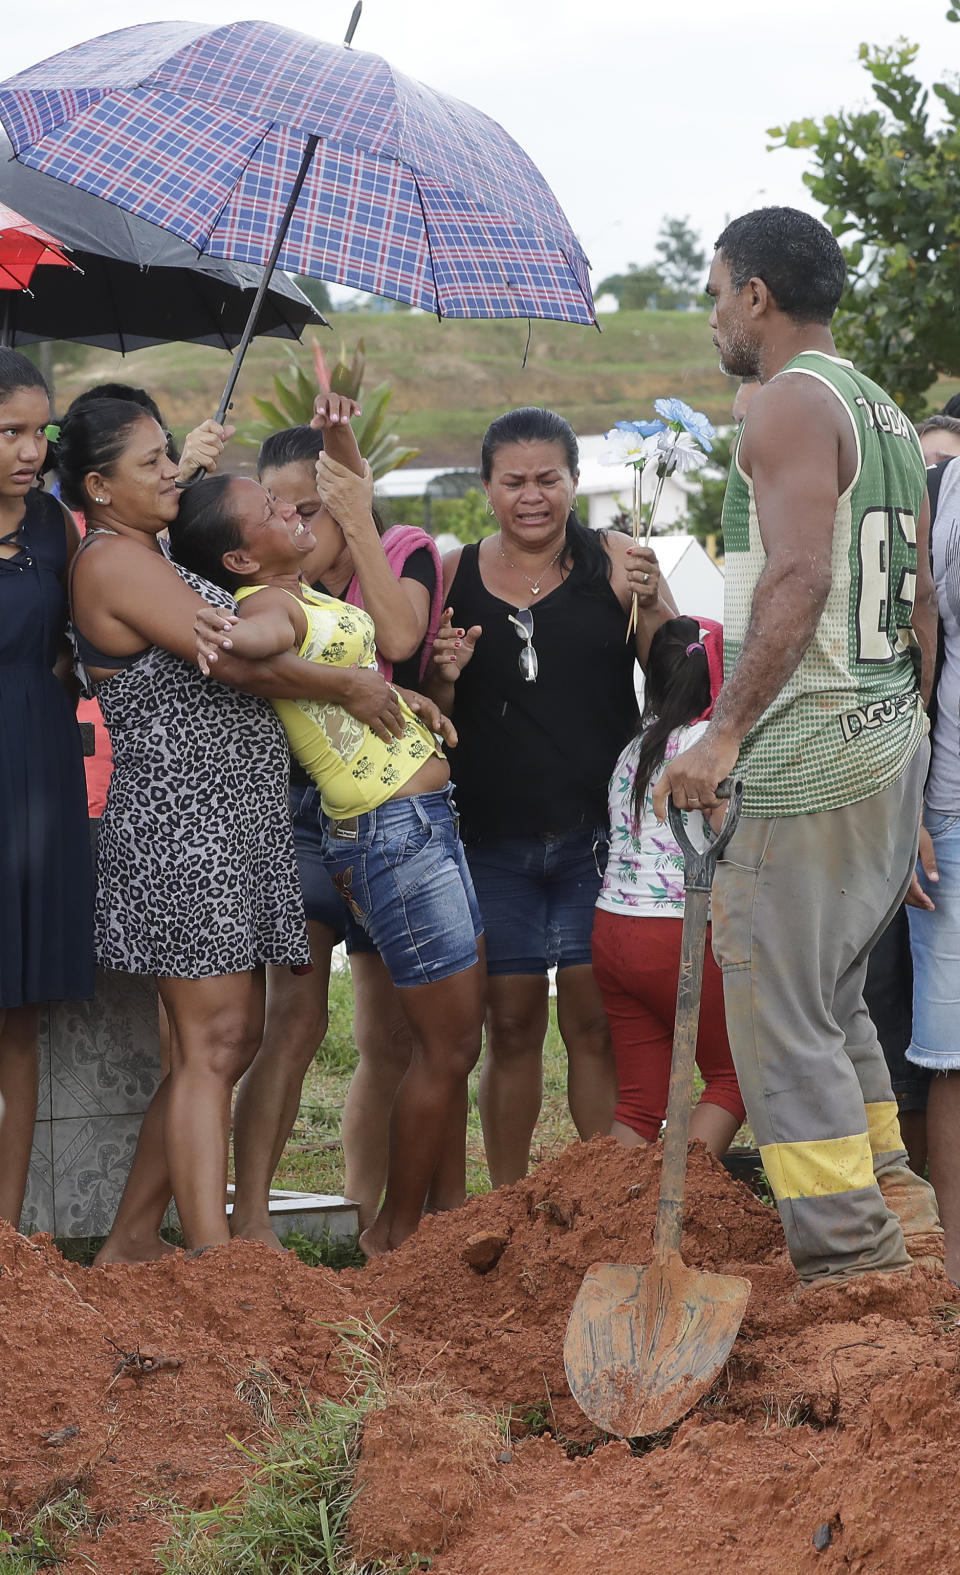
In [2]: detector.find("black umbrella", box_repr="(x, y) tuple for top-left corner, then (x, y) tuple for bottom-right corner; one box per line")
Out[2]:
(0, 132), (325, 350)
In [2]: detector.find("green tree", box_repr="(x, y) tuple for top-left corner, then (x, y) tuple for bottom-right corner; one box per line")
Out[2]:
(654, 216), (707, 304)
(595, 262), (664, 310)
(293, 275), (333, 316)
(769, 20), (960, 414)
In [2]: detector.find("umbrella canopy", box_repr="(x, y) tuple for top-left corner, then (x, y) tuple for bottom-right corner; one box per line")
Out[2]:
(0, 200), (76, 289)
(0, 129), (323, 350)
(0, 18), (595, 326)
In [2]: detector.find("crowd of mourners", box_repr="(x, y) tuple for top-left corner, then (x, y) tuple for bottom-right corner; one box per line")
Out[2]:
(2, 205), (957, 1291)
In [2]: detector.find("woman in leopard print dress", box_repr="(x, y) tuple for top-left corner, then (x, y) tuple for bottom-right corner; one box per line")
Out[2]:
(62, 399), (400, 1259)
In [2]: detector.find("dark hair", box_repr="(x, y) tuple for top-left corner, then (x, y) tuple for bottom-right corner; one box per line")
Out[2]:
(917, 414), (960, 439)
(940, 394), (960, 421)
(715, 207), (845, 326)
(0, 348), (49, 405)
(55, 398), (156, 511)
(480, 406), (610, 593)
(631, 616), (712, 826)
(257, 422), (386, 537)
(64, 383), (179, 463)
(167, 475), (245, 592)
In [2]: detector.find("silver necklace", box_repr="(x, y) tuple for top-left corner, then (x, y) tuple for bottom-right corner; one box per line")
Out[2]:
(497, 536), (564, 598)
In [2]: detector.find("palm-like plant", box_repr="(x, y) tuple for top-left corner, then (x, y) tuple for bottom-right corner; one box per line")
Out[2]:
(240, 337), (419, 480)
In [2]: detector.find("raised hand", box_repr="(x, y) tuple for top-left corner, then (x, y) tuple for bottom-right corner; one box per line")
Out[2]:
(178, 419), (236, 485)
(431, 607), (481, 680)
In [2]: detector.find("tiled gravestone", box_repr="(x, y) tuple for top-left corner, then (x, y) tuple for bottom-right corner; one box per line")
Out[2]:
(22, 970), (162, 1237)
(22, 730), (358, 1241)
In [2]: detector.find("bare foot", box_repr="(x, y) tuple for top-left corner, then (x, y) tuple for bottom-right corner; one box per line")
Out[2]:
(93, 1234), (176, 1267)
(359, 1223), (393, 1258)
(229, 1219), (287, 1252)
(359, 1217), (420, 1258)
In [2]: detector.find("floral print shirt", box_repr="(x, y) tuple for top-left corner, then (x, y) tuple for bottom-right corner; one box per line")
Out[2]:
(596, 721), (710, 918)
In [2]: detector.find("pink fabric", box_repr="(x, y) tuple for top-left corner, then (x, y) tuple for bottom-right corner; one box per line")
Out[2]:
(692, 615), (724, 720)
(343, 524), (444, 685)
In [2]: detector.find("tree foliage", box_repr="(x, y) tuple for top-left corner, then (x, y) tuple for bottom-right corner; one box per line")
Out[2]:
(654, 216), (707, 302)
(595, 262), (665, 310)
(769, 22), (960, 414)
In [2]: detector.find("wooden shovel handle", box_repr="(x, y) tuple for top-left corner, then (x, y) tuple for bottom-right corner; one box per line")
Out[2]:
(655, 781), (742, 1261)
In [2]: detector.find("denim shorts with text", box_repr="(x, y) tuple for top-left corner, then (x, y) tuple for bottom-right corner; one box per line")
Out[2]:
(319, 785), (483, 989)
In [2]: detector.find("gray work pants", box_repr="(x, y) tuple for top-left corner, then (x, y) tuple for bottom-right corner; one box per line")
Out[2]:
(713, 740), (937, 1282)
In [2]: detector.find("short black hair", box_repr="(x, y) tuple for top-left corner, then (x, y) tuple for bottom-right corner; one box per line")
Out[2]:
(715, 207), (846, 325)
(940, 393), (960, 420)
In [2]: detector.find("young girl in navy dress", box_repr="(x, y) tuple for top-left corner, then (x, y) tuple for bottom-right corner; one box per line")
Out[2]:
(0, 350), (93, 1228)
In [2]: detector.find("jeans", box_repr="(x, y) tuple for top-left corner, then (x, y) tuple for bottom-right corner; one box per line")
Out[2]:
(320, 785), (482, 989)
(465, 825), (609, 977)
(907, 808), (960, 1070)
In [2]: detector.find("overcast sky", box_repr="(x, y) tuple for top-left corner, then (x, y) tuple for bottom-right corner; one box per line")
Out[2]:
(3, 1), (956, 293)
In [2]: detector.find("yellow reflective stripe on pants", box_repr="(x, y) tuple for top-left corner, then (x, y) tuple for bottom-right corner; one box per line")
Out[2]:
(760, 1132), (874, 1202)
(865, 1100), (902, 1160)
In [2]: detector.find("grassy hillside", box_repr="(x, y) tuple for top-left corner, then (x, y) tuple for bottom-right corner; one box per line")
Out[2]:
(50, 308), (737, 467)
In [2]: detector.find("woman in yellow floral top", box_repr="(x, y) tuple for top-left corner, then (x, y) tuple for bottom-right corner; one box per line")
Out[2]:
(171, 477), (484, 1257)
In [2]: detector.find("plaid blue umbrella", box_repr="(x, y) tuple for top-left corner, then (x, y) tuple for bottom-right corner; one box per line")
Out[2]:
(0, 19), (595, 329)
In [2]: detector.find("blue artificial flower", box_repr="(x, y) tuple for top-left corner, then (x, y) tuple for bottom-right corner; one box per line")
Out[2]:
(615, 418), (666, 438)
(653, 397), (715, 453)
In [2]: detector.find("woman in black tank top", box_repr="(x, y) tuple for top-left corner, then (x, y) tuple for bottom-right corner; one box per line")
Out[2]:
(427, 407), (676, 1187)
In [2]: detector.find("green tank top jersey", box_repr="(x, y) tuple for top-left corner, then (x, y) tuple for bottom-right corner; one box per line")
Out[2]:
(722, 351), (928, 818)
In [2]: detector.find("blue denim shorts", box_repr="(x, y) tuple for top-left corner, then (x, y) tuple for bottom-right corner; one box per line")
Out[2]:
(907, 808), (960, 1070)
(319, 785), (483, 989)
(289, 785), (374, 953)
(465, 825), (608, 977)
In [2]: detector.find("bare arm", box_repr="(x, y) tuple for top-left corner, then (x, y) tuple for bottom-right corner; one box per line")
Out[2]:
(653, 376), (842, 816)
(222, 591), (303, 661)
(316, 453), (430, 661)
(77, 539), (406, 741)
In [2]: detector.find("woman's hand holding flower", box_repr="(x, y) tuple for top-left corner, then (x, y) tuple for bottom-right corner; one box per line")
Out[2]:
(625, 545), (662, 607)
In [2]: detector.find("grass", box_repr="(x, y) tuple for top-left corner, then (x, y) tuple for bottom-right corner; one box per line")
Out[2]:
(49, 308), (736, 467)
(0, 1487), (104, 1571)
(157, 1318), (431, 1574)
(273, 952), (756, 1208)
(272, 957), (577, 1202)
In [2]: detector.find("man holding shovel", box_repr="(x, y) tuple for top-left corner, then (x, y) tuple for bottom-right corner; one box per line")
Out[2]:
(653, 206), (942, 1284)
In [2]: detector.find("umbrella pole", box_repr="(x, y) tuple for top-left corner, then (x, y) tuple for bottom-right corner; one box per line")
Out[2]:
(212, 133), (320, 426)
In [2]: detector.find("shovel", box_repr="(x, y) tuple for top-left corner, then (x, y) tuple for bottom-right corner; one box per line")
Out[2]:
(563, 779), (751, 1438)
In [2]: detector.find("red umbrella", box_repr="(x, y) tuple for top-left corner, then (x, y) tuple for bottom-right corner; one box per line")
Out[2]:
(0, 200), (77, 290)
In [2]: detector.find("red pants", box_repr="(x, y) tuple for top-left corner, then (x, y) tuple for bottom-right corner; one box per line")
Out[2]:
(592, 908), (745, 1142)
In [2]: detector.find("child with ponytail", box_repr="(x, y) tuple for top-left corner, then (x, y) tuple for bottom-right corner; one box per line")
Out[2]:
(591, 614), (745, 1155)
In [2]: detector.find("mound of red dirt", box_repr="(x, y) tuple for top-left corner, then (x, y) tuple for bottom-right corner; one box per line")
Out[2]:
(1, 1137), (957, 1574)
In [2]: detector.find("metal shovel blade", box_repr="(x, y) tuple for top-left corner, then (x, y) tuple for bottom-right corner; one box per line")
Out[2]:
(563, 1253), (751, 1437)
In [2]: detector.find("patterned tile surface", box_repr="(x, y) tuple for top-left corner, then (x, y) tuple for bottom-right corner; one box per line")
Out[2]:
(23, 969), (160, 1237)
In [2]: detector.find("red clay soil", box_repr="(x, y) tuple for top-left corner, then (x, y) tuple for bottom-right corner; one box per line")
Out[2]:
(1, 1137), (958, 1574)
